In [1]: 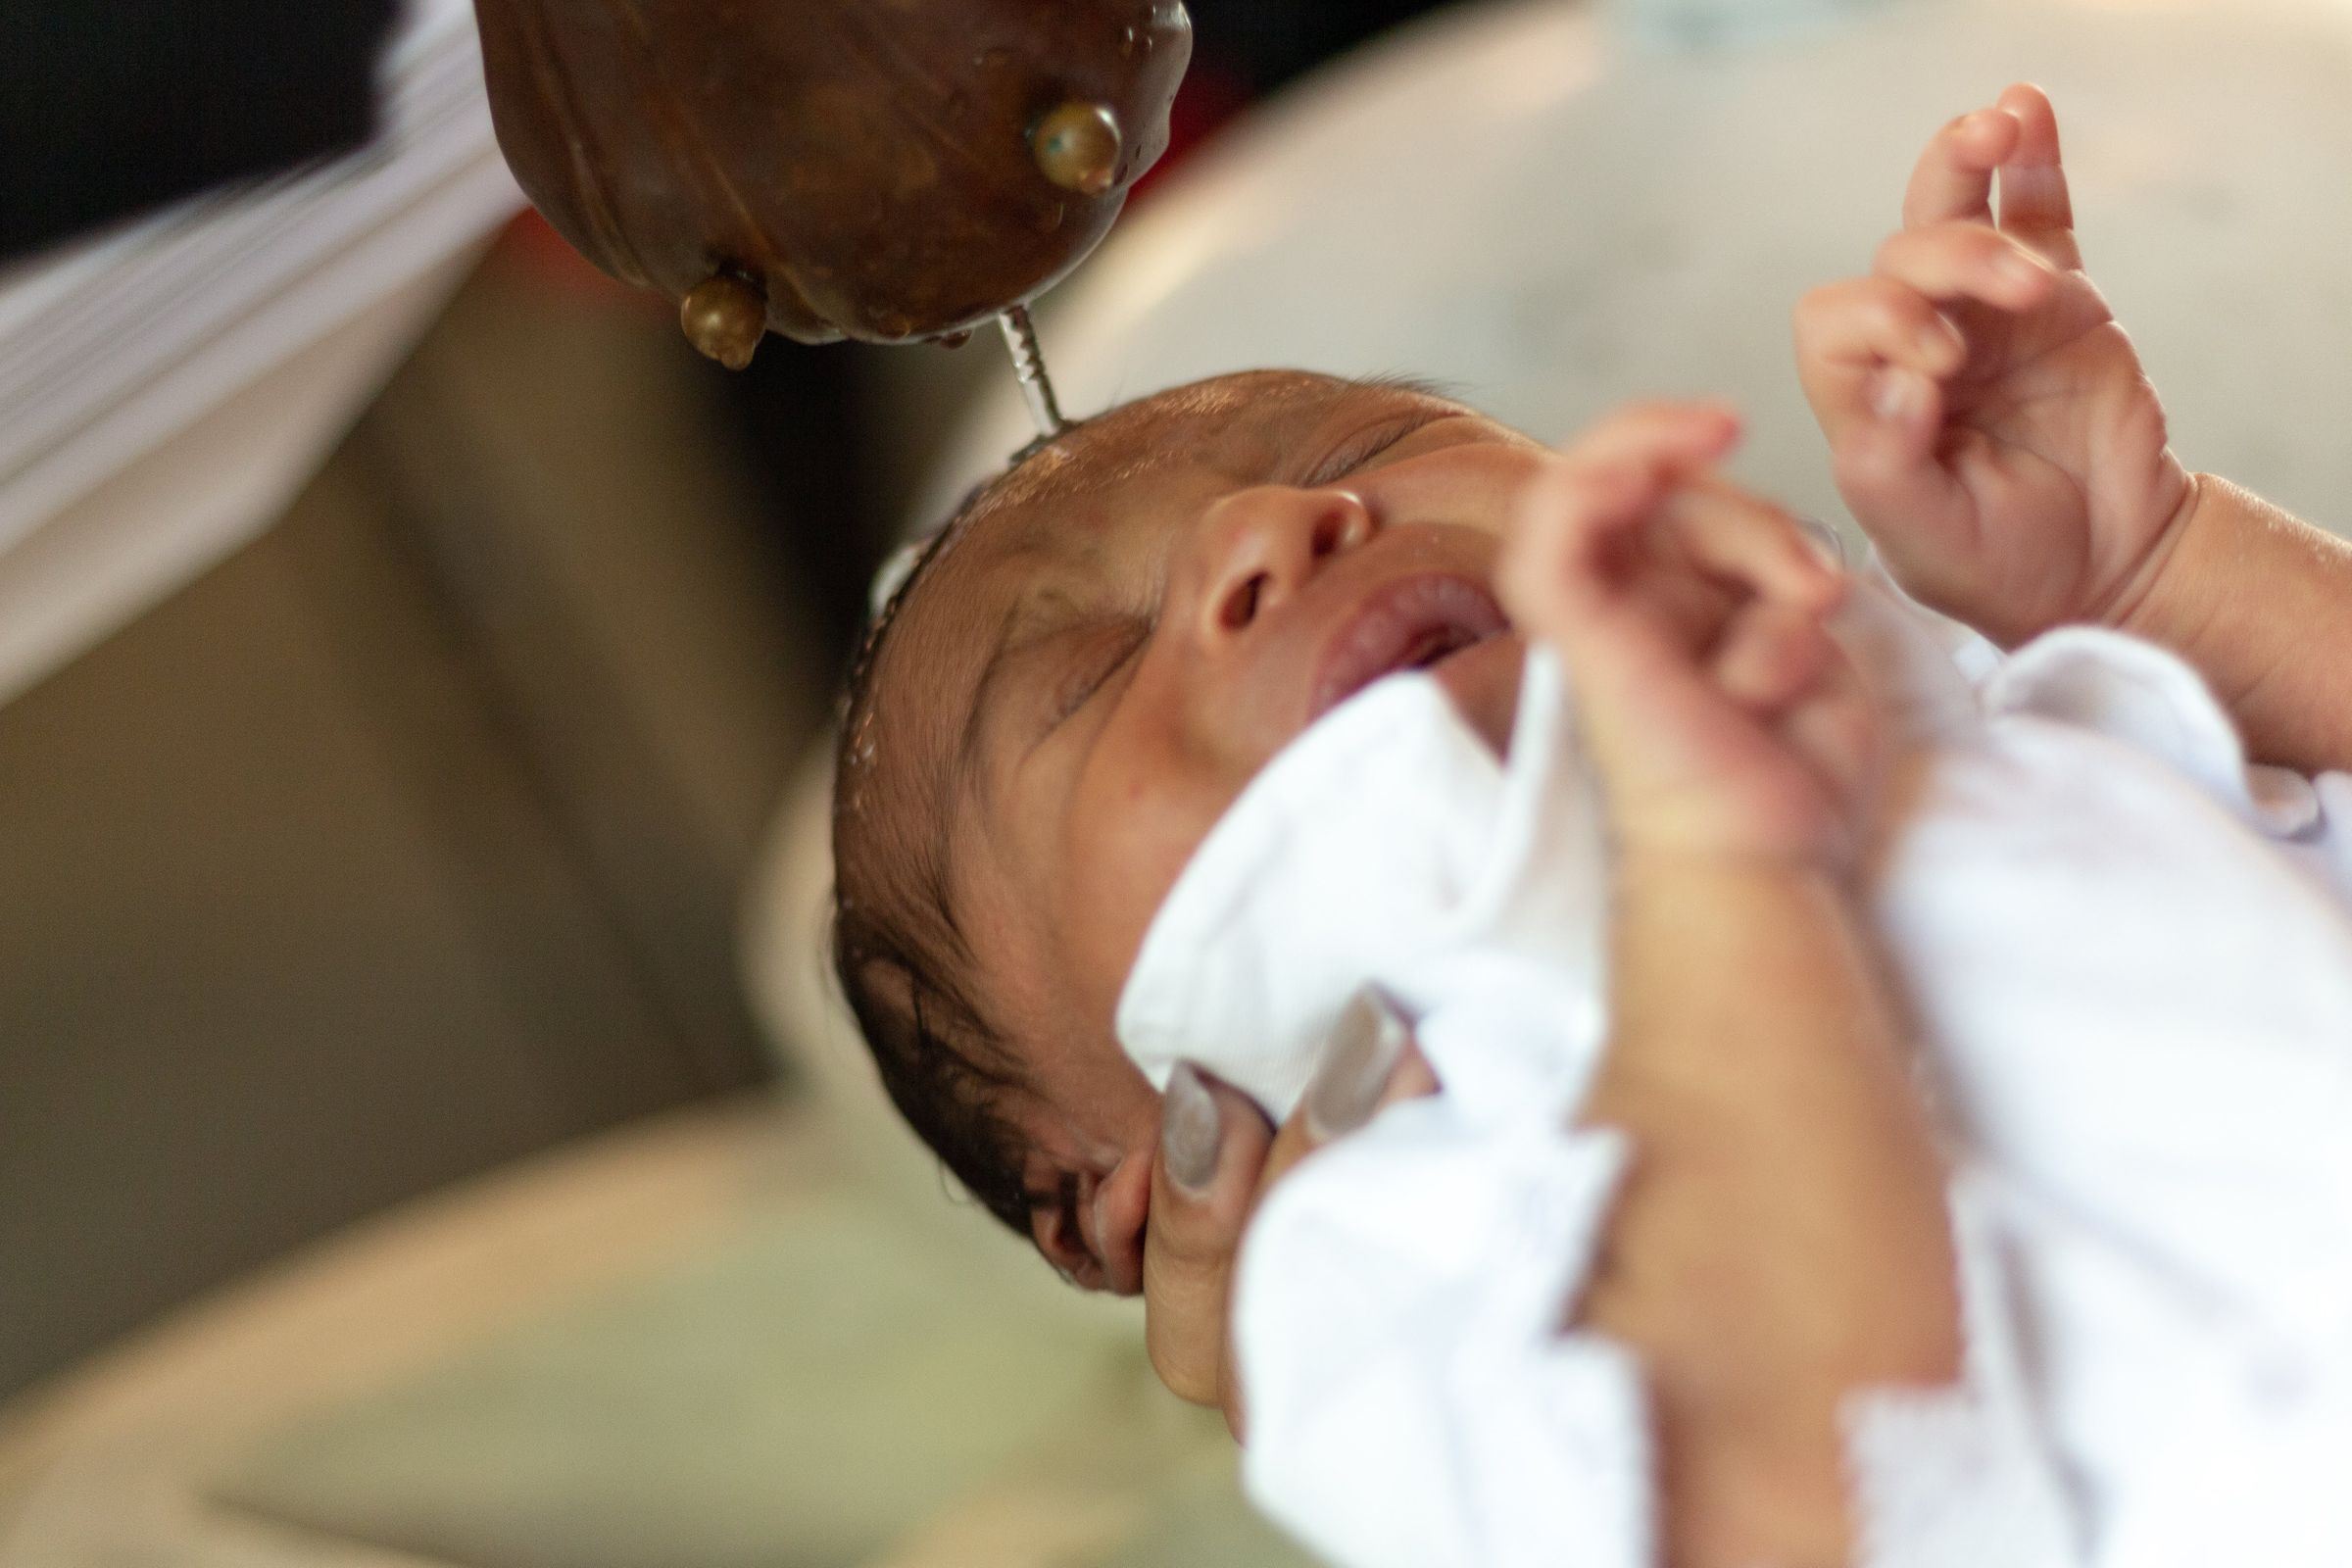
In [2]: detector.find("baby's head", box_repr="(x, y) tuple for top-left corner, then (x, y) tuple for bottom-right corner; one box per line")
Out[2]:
(833, 369), (1551, 1288)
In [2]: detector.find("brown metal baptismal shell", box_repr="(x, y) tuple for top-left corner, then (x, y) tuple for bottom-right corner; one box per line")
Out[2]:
(475, 0), (1193, 361)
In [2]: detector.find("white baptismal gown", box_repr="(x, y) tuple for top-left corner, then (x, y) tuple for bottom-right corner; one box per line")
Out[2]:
(1114, 570), (2352, 1568)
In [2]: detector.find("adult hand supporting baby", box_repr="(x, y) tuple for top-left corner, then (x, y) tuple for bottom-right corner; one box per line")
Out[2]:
(1797, 82), (2352, 774)
(1142, 993), (1436, 1439)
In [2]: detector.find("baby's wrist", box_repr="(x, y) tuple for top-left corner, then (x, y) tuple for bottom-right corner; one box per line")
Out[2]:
(1614, 840), (1848, 893)
(1607, 790), (1863, 885)
(2107, 469), (2285, 700)
(2099, 474), (2352, 770)
(2096, 469), (2210, 640)
(1597, 851), (1876, 1102)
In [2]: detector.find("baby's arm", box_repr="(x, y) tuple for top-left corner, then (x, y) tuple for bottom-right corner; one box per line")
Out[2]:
(1798, 84), (2352, 774)
(1585, 858), (1959, 1566)
(2118, 477), (2352, 776)
(1502, 408), (1961, 1567)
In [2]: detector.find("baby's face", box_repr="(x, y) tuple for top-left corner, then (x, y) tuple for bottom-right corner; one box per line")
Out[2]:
(863, 371), (1562, 1261)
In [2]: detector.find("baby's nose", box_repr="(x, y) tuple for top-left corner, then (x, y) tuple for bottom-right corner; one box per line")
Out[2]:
(1200, 486), (1375, 641)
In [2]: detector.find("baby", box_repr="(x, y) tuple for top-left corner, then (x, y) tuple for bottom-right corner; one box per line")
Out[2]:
(831, 86), (2352, 1568)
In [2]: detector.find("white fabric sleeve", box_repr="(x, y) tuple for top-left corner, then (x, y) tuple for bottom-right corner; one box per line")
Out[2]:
(1840, 1170), (2080, 1568)
(1232, 1100), (1652, 1568)
(1231, 1103), (2085, 1568)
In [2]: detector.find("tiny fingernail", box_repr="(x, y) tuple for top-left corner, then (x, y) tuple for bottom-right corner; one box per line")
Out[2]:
(1304, 987), (1412, 1142)
(1994, 251), (2044, 288)
(1162, 1062), (1221, 1196)
(1870, 369), (1919, 422)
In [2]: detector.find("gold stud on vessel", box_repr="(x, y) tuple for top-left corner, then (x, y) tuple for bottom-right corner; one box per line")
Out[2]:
(680, 273), (767, 369)
(1030, 101), (1123, 196)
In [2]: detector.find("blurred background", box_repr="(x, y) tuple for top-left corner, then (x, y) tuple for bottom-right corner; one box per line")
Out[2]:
(2, 0), (2349, 1563)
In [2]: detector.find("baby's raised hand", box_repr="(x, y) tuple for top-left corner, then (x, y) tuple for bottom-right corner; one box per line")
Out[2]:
(1794, 84), (2194, 647)
(1500, 404), (1876, 869)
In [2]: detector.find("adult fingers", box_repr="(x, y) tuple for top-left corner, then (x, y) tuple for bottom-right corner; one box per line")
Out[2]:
(1222, 988), (1435, 1440)
(1792, 276), (1966, 447)
(1253, 989), (1429, 1213)
(1994, 82), (2082, 270)
(1901, 105), (2022, 229)
(1143, 1063), (1274, 1408)
(1874, 220), (2055, 310)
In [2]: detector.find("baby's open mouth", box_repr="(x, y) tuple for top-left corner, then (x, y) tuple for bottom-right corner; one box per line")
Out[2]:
(1307, 573), (1510, 721)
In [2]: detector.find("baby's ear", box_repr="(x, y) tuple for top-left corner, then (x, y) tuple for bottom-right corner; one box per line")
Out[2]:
(1030, 1152), (1152, 1295)
(1031, 1194), (1105, 1290)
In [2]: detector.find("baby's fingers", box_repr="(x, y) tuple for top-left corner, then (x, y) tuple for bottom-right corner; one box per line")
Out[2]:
(1902, 105), (2022, 229)
(1553, 400), (1742, 479)
(1995, 82), (2081, 270)
(1500, 460), (1669, 644)
(1502, 465), (1736, 754)
(1779, 662), (1883, 868)
(1665, 483), (1846, 614)
(1709, 599), (1836, 718)
(1793, 275), (1966, 448)
(1518, 404), (1747, 625)
(1875, 220), (2055, 310)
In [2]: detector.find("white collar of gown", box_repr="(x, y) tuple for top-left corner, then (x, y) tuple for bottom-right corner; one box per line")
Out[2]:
(1113, 644), (1607, 1125)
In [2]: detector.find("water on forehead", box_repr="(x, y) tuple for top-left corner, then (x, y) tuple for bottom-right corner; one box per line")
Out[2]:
(976, 372), (1345, 539)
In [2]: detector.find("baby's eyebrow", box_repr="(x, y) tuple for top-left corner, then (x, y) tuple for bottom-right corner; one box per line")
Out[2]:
(958, 604), (1026, 786)
(956, 579), (1081, 786)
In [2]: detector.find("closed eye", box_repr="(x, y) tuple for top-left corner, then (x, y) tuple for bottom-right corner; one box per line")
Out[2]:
(1299, 410), (1444, 488)
(1047, 619), (1150, 730)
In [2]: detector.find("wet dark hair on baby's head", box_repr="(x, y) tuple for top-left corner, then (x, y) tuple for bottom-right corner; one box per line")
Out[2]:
(830, 471), (1051, 1244)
